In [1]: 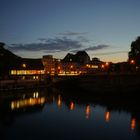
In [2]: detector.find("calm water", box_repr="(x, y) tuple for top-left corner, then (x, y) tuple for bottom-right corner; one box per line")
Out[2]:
(0, 88), (140, 140)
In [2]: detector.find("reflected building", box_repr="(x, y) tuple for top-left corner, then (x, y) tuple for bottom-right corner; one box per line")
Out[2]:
(11, 97), (45, 110)
(1, 88), (140, 139)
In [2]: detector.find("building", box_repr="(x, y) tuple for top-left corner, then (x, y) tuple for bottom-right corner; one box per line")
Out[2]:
(42, 55), (61, 75)
(0, 42), (44, 80)
(10, 58), (44, 80)
(62, 51), (90, 65)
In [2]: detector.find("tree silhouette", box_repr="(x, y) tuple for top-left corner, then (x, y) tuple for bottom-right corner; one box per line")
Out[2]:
(129, 36), (140, 65)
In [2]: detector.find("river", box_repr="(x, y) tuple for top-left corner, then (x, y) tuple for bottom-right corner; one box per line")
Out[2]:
(0, 87), (140, 140)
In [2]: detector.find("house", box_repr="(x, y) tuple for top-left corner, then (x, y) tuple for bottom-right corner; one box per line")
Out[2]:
(0, 42), (44, 80)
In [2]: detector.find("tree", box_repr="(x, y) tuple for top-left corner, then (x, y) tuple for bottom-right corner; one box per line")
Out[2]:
(0, 42), (5, 48)
(129, 36), (140, 65)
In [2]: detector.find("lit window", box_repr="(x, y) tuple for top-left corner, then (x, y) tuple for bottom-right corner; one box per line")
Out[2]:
(22, 63), (26, 68)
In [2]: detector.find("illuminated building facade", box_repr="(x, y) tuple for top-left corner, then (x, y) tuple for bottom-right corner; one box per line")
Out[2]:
(42, 52), (107, 76)
(10, 58), (45, 80)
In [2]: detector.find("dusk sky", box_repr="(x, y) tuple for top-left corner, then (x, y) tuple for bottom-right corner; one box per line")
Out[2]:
(0, 0), (140, 62)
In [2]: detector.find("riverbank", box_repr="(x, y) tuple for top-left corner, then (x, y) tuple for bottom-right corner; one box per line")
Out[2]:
(0, 79), (48, 91)
(54, 74), (140, 97)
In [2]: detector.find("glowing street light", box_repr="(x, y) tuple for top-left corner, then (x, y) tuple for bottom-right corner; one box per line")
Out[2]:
(105, 62), (109, 66)
(101, 64), (105, 69)
(130, 60), (135, 65)
(70, 65), (73, 69)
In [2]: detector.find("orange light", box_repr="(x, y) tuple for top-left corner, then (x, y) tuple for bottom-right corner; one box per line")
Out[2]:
(22, 63), (26, 68)
(11, 97), (45, 110)
(70, 65), (73, 69)
(101, 64), (105, 68)
(58, 66), (61, 70)
(130, 60), (135, 65)
(86, 105), (90, 119)
(70, 102), (75, 110)
(57, 95), (61, 108)
(86, 64), (89, 67)
(131, 118), (136, 130)
(105, 62), (109, 66)
(105, 111), (110, 122)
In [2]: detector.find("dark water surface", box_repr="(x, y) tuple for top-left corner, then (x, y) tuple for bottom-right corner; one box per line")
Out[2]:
(0, 88), (140, 140)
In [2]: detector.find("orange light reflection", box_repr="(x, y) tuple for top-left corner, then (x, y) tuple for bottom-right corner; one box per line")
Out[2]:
(70, 102), (75, 110)
(105, 111), (110, 122)
(57, 95), (61, 108)
(131, 118), (136, 130)
(11, 97), (45, 110)
(86, 105), (90, 119)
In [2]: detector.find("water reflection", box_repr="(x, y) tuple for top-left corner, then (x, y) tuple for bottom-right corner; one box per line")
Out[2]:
(85, 105), (90, 119)
(0, 88), (140, 140)
(57, 95), (61, 108)
(69, 102), (75, 110)
(131, 118), (136, 130)
(105, 111), (110, 122)
(11, 97), (45, 110)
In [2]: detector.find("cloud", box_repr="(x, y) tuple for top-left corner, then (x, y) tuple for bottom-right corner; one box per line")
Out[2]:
(8, 37), (83, 53)
(70, 45), (110, 53)
(58, 31), (88, 36)
(37, 38), (47, 42)
(77, 36), (89, 43)
(8, 36), (110, 56)
(84, 45), (110, 51)
(58, 31), (89, 43)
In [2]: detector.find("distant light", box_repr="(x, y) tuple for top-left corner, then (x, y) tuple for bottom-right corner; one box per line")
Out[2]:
(70, 65), (73, 69)
(22, 76), (25, 80)
(105, 62), (109, 66)
(92, 65), (98, 69)
(22, 63), (26, 68)
(86, 64), (89, 67)
(130, 60), (135, 65)
(101, 64), (105, 68)
(11, 102), (15, 110)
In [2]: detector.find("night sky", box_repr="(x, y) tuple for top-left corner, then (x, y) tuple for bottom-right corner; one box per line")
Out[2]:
(0, 0), (140, 62)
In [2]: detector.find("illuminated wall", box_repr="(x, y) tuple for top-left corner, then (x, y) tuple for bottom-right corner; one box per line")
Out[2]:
(11, 70), (45, 75)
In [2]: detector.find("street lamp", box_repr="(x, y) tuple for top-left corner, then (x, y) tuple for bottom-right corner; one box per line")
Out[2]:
(130, 59), (136, 73)
(130, 60), (135, 65)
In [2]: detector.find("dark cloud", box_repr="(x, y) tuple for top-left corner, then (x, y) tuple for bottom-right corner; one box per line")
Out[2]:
(38, 38), (47, 42)
(58, 31), (88, 36)
(77, 36), (89, 43)
(70, 45), (110, 53)
(8, 37), (83, 52)
(8, 36), (110, 55)
(84, 45), (110, 51)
